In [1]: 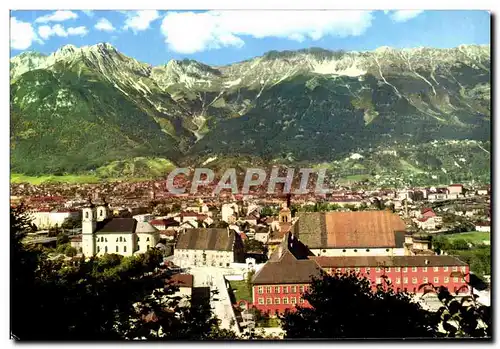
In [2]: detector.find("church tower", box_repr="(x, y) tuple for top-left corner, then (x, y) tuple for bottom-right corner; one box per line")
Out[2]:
(279, 201), (292, 224)
(96, 197), (110, 222)
(82, 199), (97, 257)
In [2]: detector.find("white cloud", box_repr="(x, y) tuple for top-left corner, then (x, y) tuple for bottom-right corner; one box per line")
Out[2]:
(389, 10), (424, 22)
(38, 24), (88, 40)
(35, 10), (78, 23)
(95, 18), (115, 32)
(82, 10), (94, 17)
(123, 10), (160, 33)
(160, 10), (374, 54)
(67, 26), (88, 36)
(10, 17), (42, 50)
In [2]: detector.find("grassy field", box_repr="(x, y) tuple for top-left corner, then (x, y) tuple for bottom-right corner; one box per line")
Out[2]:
(339, 174), (371, 183)
(229, 280), (252, 303)
(445, 231), (490, 243)
(11, 173), (102, 185)
(10, 173), (151, 185)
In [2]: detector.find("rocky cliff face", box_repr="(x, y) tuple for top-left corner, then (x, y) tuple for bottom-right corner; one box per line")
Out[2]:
(10, 43), (490, 179)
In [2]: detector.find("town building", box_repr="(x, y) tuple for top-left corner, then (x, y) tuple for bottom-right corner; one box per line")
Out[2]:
(221, 203), (239, 223)
(29, 208), (80, 229)
(292, 211), (407, 257)
(133, 214), (154, 222)
(81, 201), (159, 257)
(166, 274), (194, 308)
(447, 184), (464, 195)
(251, 234), (323, 316)
(250, 232), (470, 315)
(70, 234), (82, 253)
(475, 223), (491, 232)
(173, 228), (245, 267)
(311, 255), (470, 295)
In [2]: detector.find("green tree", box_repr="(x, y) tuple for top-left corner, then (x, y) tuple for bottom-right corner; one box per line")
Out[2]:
(280, 273), (437, 338)
(244, 239), (265, 254)
(56, 233), (70, 246)
(419, 284), (491, 337)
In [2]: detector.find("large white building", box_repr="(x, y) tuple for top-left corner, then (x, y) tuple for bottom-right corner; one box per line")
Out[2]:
(29, 208), (80, 229)
(174, 228), (245, 268)
(82, 202), (159, 258)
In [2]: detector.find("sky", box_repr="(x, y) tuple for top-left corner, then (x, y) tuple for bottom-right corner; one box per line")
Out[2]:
(10, 10), (491, 66)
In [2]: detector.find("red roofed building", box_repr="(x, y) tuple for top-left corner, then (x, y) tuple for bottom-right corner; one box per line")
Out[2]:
(293, 211), (408, 257)
(312, 255), (470, 295)
(250, 233), (470, 316)
(421, 208), (437, 218)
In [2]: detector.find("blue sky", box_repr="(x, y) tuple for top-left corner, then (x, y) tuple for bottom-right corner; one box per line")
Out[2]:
(10, 10), (490, 66)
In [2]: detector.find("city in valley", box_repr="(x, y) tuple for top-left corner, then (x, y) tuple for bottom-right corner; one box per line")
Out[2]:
(11, 176), (491, 338)
(10, 9), (491, 341)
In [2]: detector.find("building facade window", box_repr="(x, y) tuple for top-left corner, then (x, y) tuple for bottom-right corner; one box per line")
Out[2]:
(299, 286), (304, 293)
(461, 266), (466, 272)
(366, 267), (371, 273)
(274, 298), (280, 305)
(376, 267), (381, 272)
(105, 246), (108, 253)
(291, 286), (296, 293)
(434, 277), (439, 283)
(453, 277), (459, 282)
(444, 277), (449, 283)
(412, 277), (417, 284)
(396, 277), (401, 284)
(266, 298), (272, 305)
(433, 267), (439, 272)
(443, 266), (449, 272)
(283, 297), (289, 304)
(116, 246), (119, 253)
(283, 286), (289, 294)
(385, 267), (391, 272)
(395, 267), (401, 272)
(291, 297), (297, 304)
(274, 286), (280, 293)
(412, 267), (418, 272)
(258, 287), (263, 294)
(423, 277), (428, 283)
(452, 266), (458, 272)
(422, 267), (427, 272)
(265, 286), (272, 293)
(97, 246), (100, 252)
(403, 267), (407, 273)
(355, 268), (360, 273)
(124, 246), (127, 252)
(299, 298), (305, 304)
(258, 298), (264, 305)
(376, 278), (382, 284)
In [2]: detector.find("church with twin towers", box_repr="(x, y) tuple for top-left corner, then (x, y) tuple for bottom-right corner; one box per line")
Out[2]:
(81, 199), (159, 258)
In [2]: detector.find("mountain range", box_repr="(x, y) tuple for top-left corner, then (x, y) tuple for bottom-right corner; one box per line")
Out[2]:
(10, 43), (491, 183)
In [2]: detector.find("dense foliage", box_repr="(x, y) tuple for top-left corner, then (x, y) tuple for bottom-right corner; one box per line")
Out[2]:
(433, 235), (491, 278)
(280, 273), (491, 339)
